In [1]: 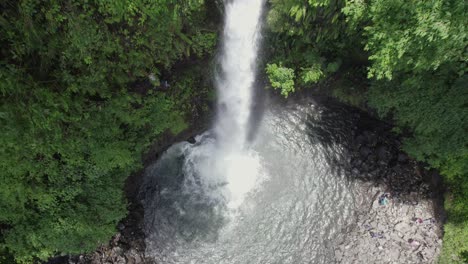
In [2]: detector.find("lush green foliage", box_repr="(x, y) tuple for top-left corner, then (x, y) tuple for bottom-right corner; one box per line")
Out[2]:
(0, 0), (217, 262)
(265, 0), (356, 93)
(440, 193), (468, 263)
(345, 1), (467, 261)
(265, 0), (467, 261)
(265, 63), (295, 97)
(368, 73), (467, 183)
(343, 0), (466, 80)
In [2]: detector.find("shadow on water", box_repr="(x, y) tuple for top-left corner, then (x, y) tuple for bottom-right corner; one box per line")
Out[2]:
(247, 77), (268, 143)
(303, 96), (445, 222)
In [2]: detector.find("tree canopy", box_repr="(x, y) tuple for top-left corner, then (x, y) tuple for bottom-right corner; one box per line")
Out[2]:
(0, 0), (217, 262)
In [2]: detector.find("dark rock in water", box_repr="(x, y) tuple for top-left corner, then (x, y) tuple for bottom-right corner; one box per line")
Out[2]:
(397, 153), (408, 163)
(187, 136), (196, 144)
(393, 165), (403, 175)
(361, 163), (370, 173)
(359, 146), (372, 158)
(355, 134), (366, 146)
(376, 145), (389, 161)
(44, 256), (69, 264)
(352, 168), (360, 176)
(366, 153), (377, 164)
(363, 131), (378, 147)
(351, 158), (363, 167)
(378, 160), (388, 166)
(124, 249), (143, 264)
(370, 169), (379, 178)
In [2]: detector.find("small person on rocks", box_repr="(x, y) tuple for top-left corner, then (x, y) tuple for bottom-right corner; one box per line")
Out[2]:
(412, 217), (423, 224)
(378, 193), (390, 206)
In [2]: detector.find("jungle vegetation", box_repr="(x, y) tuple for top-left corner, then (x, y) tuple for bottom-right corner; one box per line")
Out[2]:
(0, 0), (466, 263)
(0, 0), (218, 262)
(265, 0), (467, 263)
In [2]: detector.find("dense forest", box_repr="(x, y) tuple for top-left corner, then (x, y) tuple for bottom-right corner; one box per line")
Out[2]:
(0, 0), (466, 263)
(0, 0), (219, 262)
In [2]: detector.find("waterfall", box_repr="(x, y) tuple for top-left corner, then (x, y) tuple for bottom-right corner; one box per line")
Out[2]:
(211, 0), (265, 209)
(180, 0), (265, 211)
(214, 0), (264, 150)
(143, 4), (267, 258)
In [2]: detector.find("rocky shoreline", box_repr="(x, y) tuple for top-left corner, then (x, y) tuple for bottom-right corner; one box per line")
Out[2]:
(335, 185), (443, 263)
(308, 97), (446, 263)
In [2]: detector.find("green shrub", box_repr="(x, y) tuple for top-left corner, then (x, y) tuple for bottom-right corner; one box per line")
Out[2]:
(265, 63), (296, 97)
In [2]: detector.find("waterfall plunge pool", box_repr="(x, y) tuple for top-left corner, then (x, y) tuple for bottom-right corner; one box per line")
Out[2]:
(140, 98), (443, 264)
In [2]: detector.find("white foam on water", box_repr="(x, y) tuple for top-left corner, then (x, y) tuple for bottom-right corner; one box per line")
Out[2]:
(180, 134), (266, 213)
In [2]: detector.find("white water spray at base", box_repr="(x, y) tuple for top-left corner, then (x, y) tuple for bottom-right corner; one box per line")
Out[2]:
(181, 137), (263, 211)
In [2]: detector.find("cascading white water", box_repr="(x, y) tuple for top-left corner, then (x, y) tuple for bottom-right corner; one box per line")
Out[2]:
(214, 0), (264, 149)
(178, 0), (266, 210)
(211, 0), (265, 208)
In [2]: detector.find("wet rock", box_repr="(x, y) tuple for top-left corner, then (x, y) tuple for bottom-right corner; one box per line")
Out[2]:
(124, 249), (144, 264)
(334, 183), (442, 264)
(361, 163), (370, 173)
(392, 165), (403, 175)
(365, 132), (378, 147)
(352, 158), (363, 167)
(376, 145), (390, 162)
(112, 233), (121, 246)
(352, 168), (360, 176)
(359, 146), (372, 158)
(112, 247), (123, 256)
(355, 134), (366, 146)
(114, 256), (126, 264)
(397, 153), (408, 163)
